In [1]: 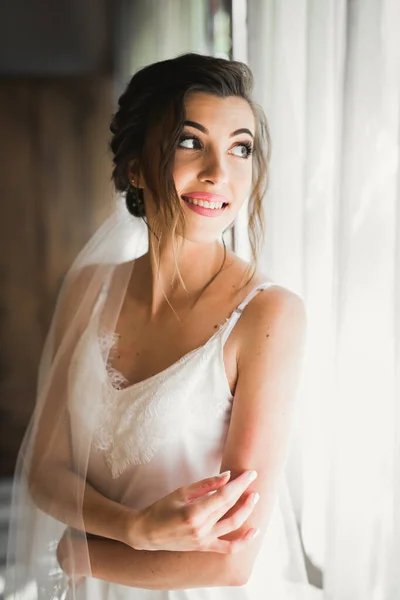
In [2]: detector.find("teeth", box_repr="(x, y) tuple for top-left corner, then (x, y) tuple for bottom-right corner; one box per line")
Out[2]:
(184, 197), (225, 209)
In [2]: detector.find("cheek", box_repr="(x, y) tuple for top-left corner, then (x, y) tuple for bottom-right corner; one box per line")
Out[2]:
(232, 162), (253, 192)
(172, 160), (192, 193)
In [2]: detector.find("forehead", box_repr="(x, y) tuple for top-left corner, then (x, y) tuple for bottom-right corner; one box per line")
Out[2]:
(184, 92), (255, 132)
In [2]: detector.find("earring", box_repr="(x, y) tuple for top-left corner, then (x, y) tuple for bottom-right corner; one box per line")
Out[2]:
(126, 179), (145, 218)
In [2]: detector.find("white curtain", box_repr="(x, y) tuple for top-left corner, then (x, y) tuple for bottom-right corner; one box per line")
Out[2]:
(238, 1), (400, 598)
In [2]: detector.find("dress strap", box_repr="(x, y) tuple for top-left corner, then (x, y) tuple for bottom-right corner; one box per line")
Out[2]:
(220, 282), (278, 347)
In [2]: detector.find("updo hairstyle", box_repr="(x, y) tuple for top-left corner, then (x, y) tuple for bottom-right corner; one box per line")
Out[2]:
(109, 53), (271, 274)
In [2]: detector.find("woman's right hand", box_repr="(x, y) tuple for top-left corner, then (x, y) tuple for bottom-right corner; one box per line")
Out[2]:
(127, 470), (260, 554)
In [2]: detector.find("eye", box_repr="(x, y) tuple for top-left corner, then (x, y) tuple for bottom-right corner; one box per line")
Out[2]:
(177, 134), (254, 158)
(178, 135), (202, 150)
(230, 142), (254, 159)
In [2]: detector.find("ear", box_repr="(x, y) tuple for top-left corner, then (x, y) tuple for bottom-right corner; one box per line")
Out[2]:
(128, 159), (144, 188)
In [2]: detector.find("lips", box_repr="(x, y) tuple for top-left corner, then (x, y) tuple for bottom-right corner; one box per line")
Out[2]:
(182, 192), (228, 203)
(181, 194), (229, 218)
(181, 196), (228, 208)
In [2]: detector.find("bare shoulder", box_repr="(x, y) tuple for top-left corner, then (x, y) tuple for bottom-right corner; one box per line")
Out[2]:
(233, 267), (307, 356)
(55, 262), (113, 342)
(224, 251), (305, 313)
(61, 259), (128, 304)
(243, 279), (306, 324)
(59, 263), (106, 313)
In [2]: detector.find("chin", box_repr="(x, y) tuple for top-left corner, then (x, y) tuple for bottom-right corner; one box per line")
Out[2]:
(179, 226), (225, 246)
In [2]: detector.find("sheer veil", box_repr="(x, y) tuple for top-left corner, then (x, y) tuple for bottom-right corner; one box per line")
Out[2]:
(5, 200), (148, 598)
(4, 198), (318, 599)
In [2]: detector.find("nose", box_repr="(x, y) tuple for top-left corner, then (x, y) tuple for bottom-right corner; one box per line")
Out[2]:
(198, 150), (228, 187)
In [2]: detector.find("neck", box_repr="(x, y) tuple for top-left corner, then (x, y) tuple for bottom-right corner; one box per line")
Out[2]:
(135, 232), (228, 317)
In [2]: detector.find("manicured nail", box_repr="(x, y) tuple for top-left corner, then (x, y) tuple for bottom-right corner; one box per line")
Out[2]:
(218, 470), (231, 478)
(252, 493), (260, 505)
(250, 528), (260, 539)
(247, 470), (258, 481)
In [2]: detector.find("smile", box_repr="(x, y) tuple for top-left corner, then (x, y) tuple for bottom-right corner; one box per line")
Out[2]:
(182, 196), (229, 217)
(183, 196), (226, 209)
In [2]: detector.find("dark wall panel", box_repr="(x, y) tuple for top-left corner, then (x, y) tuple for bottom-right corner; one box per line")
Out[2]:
(0, 77), (114, 475)
(0, 0), (112, 75)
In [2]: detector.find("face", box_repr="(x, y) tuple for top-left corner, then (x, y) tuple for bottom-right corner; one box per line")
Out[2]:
(172, 92), (255, 243)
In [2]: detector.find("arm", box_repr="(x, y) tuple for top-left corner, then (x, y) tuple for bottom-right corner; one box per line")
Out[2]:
(28, 264), (136, 545)
(217, 286), (308, 584)
(28, 412), (135, 545)
(60, 534), (239, 589)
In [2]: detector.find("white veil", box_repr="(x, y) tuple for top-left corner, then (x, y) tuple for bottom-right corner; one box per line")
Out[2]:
(5, 200), (148, 598)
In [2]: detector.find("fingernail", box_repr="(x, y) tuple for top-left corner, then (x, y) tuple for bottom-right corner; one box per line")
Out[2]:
(250, 528), (260, 539)
(247, 470), (258, 481)
(218, 470), (231, 478)
(252, 493), (260, 505)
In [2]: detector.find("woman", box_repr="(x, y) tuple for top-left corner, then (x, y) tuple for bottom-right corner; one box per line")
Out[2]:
(5, 54), (320, 599)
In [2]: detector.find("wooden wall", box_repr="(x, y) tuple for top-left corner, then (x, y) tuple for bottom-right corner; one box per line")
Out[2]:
(0, 77), (114, 475)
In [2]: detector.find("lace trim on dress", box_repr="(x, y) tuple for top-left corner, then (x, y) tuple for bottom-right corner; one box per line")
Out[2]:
(90, 326), (231, 478)
(68, 283), (273, 479)
(97, 330), (129, 390)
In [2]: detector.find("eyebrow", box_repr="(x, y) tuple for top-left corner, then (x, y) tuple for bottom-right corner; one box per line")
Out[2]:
(184, 120), (254, 139)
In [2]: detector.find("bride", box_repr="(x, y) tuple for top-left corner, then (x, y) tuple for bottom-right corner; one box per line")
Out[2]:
(5, 53), (319, 599)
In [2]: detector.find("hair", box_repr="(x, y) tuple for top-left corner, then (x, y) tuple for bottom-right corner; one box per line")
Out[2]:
(109, 52), (271, 289)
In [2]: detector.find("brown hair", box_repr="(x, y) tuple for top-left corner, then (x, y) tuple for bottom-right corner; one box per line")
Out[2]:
(109, 53), (271, 287)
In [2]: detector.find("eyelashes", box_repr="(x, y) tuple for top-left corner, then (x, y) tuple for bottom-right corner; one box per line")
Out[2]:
(236, 140), (254, 158)
(178, 134), (254, 159)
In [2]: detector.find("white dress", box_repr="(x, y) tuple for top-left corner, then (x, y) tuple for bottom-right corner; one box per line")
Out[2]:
(66, 281), (323, 600)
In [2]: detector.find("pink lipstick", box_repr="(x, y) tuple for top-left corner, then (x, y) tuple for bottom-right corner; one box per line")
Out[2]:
(183, 192), (228, 203)
(181, 191), (229, 218)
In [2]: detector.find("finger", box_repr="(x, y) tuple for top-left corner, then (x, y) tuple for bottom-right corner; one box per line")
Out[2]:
(182, 472), (231, 503)
(205, 530), (259, 554)
(211, 492), (260, 539)
(193, 470), (257, 518)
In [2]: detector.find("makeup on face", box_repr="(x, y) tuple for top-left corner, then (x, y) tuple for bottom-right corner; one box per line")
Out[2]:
(181, 191), (229, 218)
(174, 93), (255, 230)
(179, 120), (254, 161)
